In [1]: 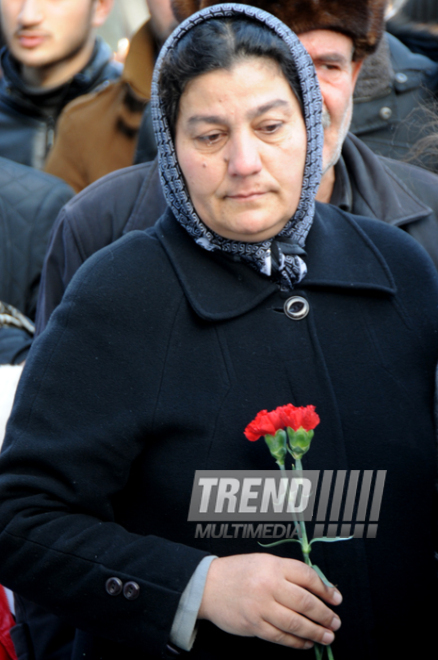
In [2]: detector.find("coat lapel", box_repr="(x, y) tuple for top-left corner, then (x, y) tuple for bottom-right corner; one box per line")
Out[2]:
(304, 203), (396, 293)
(156, 205), (396, 321)
(343, 132), (431, 226)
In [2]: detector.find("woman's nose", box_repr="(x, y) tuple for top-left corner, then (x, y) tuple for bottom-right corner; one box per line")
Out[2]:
(226, 132), (262, 177)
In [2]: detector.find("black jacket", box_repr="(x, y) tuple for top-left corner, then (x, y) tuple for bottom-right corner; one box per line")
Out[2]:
(0, 158), (74, 364)
(351, 33), (438, 170)
(341, 133), (438, 268)
(0, 38), (121, 170)
(1, 206), (437, 660)
(35, 133), (438, 335)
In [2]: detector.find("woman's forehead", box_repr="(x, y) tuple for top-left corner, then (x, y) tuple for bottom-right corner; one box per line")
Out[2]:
(181, 56), (284, 92)
(177, 57), (301, 122)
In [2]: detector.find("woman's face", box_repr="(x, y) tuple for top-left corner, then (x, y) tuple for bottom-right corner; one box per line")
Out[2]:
(175, 57), (307, 242)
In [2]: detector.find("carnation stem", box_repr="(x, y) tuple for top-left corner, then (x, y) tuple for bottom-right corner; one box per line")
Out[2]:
(314, 644), (324, 660)
(294, 458), (311, 560)
(293, 460), (334, 659)
(279, 464), (301, 540)
(275, 441), (334, 658)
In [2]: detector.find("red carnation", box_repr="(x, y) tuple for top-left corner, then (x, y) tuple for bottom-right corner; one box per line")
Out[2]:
(244, 408), (283, 442)
(244, 404), (320, 442)
(279, 404), (320, 432)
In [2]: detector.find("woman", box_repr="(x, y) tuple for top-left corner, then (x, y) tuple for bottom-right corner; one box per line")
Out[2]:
(0, 5), (437, 660)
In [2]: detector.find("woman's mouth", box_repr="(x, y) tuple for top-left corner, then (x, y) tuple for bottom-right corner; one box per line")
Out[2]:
(227, 191), (267, 201)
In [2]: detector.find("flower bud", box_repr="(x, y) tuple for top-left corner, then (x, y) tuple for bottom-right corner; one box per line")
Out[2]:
(287, 427), (314, 460)
(264, 429), (287, 467)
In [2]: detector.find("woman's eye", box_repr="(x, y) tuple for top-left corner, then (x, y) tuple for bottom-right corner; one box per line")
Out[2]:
(196, 132), (224, 146)
(259, 122), (282, 135)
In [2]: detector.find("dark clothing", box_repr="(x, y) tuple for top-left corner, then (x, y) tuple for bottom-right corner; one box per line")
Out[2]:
(35, 159), (166, 335)
(133, 103), (157, 165)
(387, 19), (438, 62)
(401, 0), (438, 22)
(1, 206), (437, 660)
(35, 133), (438, 335)
(0, 39), (121, 170)
(0, 158), (74, 364)
(336, 133), (438, 268)
(351, 33), (438, 170)
(387, 0), (438, 61)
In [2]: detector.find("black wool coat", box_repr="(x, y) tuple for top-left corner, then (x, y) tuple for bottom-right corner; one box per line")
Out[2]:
(0, 206), (437, 660)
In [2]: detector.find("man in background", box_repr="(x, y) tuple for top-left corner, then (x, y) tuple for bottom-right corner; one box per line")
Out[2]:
(44, 0), (177, 192)
(0, 0), (118, 169)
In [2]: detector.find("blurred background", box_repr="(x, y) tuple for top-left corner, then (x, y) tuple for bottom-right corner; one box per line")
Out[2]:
(100, 1), (438, 61)
(97, 0), (150, 60)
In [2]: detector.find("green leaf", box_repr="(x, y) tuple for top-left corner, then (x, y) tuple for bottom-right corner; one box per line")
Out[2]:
(258, 539), (302, 548)
(310, 536), (353, 545)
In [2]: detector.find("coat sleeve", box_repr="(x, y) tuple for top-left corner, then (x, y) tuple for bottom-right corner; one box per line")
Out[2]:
(26, 179), (75, 322)
(0, 236), (209, 656)
(34, 207), (87, 335)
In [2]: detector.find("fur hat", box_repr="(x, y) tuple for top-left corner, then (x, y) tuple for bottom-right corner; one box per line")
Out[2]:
(171, 1), (387, 59)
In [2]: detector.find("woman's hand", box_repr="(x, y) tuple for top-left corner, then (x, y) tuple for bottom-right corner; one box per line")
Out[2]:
(198, 553), (342, 649)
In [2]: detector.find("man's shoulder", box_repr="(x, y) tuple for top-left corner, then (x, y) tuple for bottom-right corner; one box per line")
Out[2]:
(377, 155), (438, 222)
(86, 37), (122, 88)
(63, 161), (155, 218)
(343, 136), (438, 271)
(0, 158), (74, 321)
(53, 79), (126, 125)
(57, 160), (164, 253)
(34, 160), (166, 335)
(344, 131), (438, 181)
(0, 155), (72, 190)
(62, 224), (176, 316)
(386, 31), (438, 76)
(343, 132), (438, 214)
(0, 156), (73, 211)
(321, 203), (438, 283)
(378, 155), (438, 191)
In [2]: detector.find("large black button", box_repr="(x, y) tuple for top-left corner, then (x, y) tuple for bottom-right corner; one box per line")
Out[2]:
(105, 577), (123, 596)
(123, 581), (140, 600)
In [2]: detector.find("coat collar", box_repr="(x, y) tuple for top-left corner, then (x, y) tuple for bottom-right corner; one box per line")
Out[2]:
(155, 205), (396, 321)
(342, 133), (432, 226)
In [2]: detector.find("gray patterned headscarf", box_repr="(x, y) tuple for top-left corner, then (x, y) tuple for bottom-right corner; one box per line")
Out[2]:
(151, 3), (323, 290)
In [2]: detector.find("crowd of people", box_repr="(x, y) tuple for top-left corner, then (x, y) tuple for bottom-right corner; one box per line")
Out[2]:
(0, 1), (437, 659)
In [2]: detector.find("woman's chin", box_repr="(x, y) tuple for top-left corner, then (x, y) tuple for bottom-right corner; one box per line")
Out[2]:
(204, 212), (289, 243)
